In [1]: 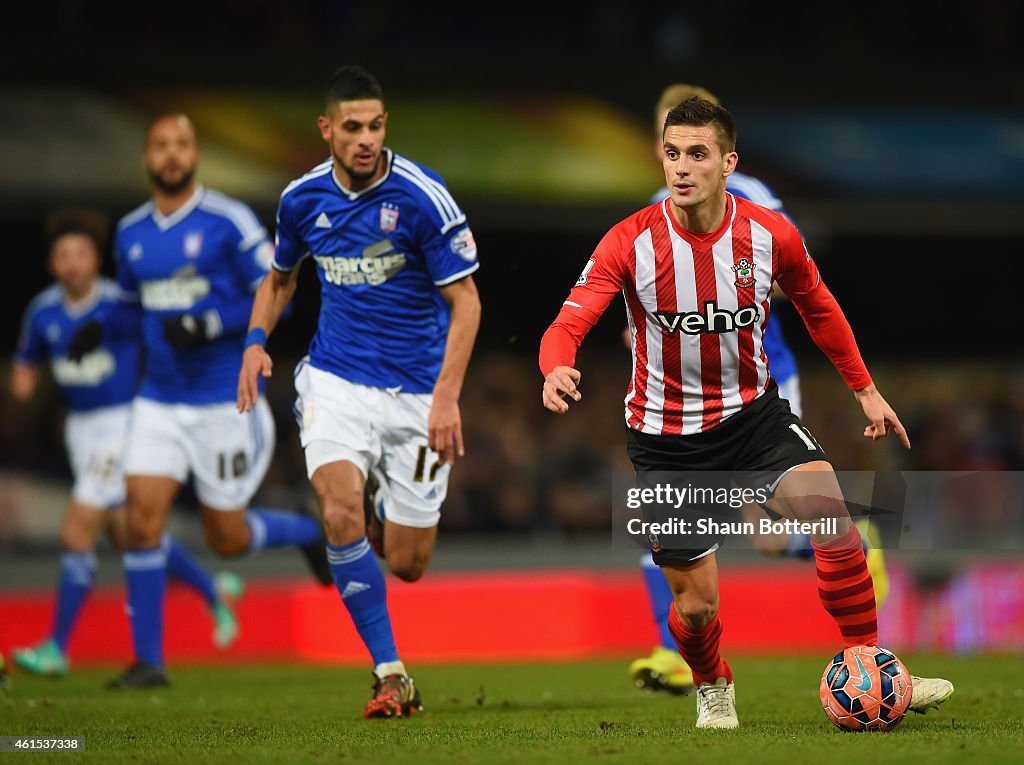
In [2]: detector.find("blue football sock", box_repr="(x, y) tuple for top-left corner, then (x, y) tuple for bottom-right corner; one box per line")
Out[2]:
(51, 550), (97, 652)
(123, 546), (168, 668)
(785, 532), (816, 560)
(162, 533), (216, 607)
(246, 508), (321, 553)
(641, 552), (676, 649)
(327, 538), (399, 666)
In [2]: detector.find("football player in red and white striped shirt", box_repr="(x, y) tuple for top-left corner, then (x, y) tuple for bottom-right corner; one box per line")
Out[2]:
(539, 97), (952, 728)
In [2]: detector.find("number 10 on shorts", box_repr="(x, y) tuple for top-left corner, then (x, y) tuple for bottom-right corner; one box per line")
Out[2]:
(217, 451), (248, 480)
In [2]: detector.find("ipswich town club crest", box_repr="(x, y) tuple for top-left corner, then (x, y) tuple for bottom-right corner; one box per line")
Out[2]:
(184, 232), (203, 259)
(732, 257), (756, 287)
(379, 203), (400, 233)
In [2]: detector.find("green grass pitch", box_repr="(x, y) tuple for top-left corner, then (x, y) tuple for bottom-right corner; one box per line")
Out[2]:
(2, 655), (1022, 764)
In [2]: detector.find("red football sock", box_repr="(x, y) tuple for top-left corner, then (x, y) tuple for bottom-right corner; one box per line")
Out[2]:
(667, 605), (733, 685)
(812, 524), (878, 646)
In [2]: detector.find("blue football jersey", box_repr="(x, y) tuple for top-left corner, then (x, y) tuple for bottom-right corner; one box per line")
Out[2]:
(274, 150), (479, 393)
(115, 186), (273, 405)
(651, 171), (798, 384)
(16, 279), (140, 412)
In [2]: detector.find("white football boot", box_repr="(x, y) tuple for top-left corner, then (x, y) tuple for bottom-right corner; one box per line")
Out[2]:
(695, 677), (739, 729)
(908, 675), (954, 714)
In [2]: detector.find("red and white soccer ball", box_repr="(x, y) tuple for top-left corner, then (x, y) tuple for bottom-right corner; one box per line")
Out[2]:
(820, 645), (912, 732)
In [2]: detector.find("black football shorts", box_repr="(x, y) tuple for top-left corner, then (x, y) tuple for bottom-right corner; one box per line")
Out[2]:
(626, 380), (831, 566)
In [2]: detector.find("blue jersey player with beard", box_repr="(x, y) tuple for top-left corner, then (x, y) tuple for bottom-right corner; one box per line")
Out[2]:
(12, 208), (244, 677)
(69, 115), (330, 690)
(238, 65), (481, 719)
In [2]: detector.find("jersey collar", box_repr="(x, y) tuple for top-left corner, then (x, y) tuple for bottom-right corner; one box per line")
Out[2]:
(661, 192), (736, 246)
(331, 149), (393, 200)
(62, 280), (102, 318)
(151, 185), (204, 231)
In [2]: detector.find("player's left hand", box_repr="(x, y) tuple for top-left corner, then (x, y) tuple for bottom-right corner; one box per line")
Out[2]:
(67, 320), (103, 362)
(237, 345), (273, 413)
(428, 395), (463, 466)
(163, 310), (223, 347)
(854, 384), (911, 449)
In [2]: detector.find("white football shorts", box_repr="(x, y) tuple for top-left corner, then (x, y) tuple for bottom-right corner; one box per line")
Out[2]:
(294, 359), (449, 529)
(123, 397), (275, 511)
(64, 404), (132, 510)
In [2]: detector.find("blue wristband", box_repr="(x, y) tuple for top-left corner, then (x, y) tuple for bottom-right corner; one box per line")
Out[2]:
(244, 328), (267, 349)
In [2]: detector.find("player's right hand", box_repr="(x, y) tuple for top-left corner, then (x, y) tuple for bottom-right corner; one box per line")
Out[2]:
(542, 366), (582, 414)
(163, 310), (222, 347)
(67, 320), (103, 362)
(237, 345), (273, 413)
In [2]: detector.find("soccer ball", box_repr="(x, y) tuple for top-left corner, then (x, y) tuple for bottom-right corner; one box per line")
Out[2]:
(820, 645), (912, 732)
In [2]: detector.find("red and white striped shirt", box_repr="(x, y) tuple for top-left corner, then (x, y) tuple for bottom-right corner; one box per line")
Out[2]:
(540, 194), (871, 436)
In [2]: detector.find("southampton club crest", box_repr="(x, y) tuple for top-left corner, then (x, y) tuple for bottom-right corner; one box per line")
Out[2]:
(379, 202), (400, 233)
(732, 257), (756, 288)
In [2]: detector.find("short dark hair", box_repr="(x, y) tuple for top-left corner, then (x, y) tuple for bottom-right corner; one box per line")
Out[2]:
(654, 83), (719, 135)
(663, 96), (737, 154)
(45, 207), (109, 256)
(325, 65), (384, 110)
(145, 113), (195, 140)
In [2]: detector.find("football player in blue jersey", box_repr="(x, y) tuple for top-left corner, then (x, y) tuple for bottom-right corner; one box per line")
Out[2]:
(11, 208), (244, 678)
(70, 115), (329, 689)
(238, 65), (481, 719)
(627, 83), (888, 696)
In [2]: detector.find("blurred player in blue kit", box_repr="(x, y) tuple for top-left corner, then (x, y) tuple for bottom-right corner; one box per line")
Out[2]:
(10, 208), (243, 677)
(628, 83), (888, 696)
(238, 65), (481, 719)
(68, 115), (329, 689)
